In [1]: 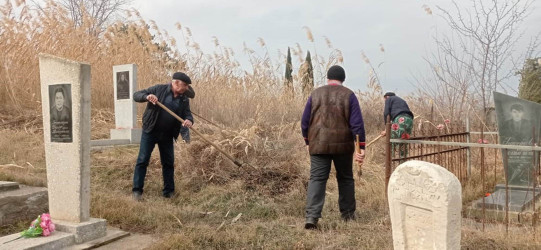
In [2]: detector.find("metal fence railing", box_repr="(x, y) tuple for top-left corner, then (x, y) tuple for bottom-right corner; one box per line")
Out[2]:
(383, 117), (541, 233)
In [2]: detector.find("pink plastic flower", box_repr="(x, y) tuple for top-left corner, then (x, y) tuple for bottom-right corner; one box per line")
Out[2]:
(444, 119), (451, 124)
(391, 123), (399, 131)
(41, 213), (51, 223)
(40, 221), (48, 229)
(436, 124), (444, 130)
(398, 117), (405, 124)
(42, 229), (51, 237)
(48, 223), (56, 232)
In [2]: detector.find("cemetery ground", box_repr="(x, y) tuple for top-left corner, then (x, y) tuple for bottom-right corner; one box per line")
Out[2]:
(1, 110), (541, 249)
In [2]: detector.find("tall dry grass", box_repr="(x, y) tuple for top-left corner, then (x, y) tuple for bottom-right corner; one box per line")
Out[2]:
(0, 0), (533, 249)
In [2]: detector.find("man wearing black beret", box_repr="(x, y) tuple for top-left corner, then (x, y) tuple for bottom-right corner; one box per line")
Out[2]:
(131, 72), (195, 201)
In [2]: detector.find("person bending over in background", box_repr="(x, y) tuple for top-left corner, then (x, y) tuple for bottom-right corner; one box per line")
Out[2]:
(380, 92), (414, 158)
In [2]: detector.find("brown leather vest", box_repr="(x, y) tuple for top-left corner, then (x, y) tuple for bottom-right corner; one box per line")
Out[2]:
(308, 85), (354, 154)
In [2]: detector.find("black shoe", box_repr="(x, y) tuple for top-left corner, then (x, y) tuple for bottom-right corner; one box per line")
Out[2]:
(304, 217), (318, 230)
(132, 191), (142, 202)
(341, 212), (356, 222)
(163, 192), (175, 198)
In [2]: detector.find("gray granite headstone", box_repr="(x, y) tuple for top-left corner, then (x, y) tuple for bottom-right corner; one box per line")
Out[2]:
(39, 54), (106, 243)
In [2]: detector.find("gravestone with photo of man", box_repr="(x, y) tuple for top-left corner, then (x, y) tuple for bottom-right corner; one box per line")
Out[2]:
(471, 92), (541, 218)
(0, 54), (112, 249)
(110, 64), (142, 144)
(38, 54), (107, 244)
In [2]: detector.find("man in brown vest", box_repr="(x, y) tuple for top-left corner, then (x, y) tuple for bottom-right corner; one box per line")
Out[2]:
(301, 65), (366, 229)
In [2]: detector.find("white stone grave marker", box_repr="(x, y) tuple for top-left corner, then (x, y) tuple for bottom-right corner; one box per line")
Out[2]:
(111, 64), (141, 143)
(388, 160), (462, 250)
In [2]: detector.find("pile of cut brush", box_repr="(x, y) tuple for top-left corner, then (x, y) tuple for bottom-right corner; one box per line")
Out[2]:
(178, 121), (308, 196)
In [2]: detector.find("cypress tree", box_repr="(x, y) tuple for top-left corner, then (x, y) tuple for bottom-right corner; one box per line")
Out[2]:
(284, 47), (293, 96)
(285, 47), (293, 83)
(301, 51), (314, 96)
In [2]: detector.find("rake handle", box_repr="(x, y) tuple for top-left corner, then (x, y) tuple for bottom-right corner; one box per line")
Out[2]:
(155, 101), (243, 167)
(356, 135), (362, 176)
(356, 134), (384, 177)
(367, 134), (384, 147)
(191, 111), (222, 129)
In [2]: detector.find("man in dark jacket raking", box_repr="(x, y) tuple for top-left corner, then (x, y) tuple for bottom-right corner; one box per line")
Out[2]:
(132, 72), (194, 201)
(301, 65), (366, 229)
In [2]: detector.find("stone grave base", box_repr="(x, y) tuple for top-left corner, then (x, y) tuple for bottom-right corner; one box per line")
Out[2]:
(0, 181), (48, 226)
(110, 128), (142, 143)
(90, 139), (133, 149)
(466, 184), (541, 224)
(0, 231), (75, 250)
(55, 218), (107, 243)
(0, 227), (129, 250)
(66, 228), (130, 250)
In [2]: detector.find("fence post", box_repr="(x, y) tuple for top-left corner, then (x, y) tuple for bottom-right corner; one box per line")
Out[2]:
(480, 120), (485, 232)
(532, 126), (537, 235)
(385, 115), (392, 201)
(503, 148), (509, 235)
(466, 113), (471, 178)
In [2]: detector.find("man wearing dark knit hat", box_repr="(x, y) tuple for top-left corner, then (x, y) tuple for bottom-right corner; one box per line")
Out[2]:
(131, 72), (195, 201)
(380, 92), (414, 158)
(301, 65), (366, 229)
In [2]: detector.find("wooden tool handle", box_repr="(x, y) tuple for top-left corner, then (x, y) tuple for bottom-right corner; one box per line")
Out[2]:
(355, 135), (360, 153)
(366, 134), (384, 147)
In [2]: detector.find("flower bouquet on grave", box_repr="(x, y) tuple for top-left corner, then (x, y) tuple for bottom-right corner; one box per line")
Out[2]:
(3, 213), (56, 244)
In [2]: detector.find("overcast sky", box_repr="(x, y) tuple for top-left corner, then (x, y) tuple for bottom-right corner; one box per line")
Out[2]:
(131, 0), (541, 93)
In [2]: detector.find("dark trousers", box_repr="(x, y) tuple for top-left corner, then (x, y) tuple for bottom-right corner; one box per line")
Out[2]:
(132, 131), (175, 195)
(305, 154), (356, 219)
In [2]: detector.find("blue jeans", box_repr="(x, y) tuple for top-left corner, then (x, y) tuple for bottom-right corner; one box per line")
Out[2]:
(132, 131), (175, 195)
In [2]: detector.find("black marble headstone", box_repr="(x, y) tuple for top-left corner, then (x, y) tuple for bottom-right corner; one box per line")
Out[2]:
(494, 92), (541, 187)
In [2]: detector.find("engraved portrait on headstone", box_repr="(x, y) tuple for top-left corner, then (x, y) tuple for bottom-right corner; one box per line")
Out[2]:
(500, 103), (533, 144)
(49, 84), (72, 143)
(116, 71), (130, 100)
(495, 92), (541, 187)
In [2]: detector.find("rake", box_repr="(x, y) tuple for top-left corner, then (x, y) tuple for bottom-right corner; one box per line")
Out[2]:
(155, 101), (250, 168)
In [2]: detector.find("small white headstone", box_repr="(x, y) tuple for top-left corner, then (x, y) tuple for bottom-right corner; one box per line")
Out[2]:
(111, 64), (141, 143)
(388, 160), (462, 250)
